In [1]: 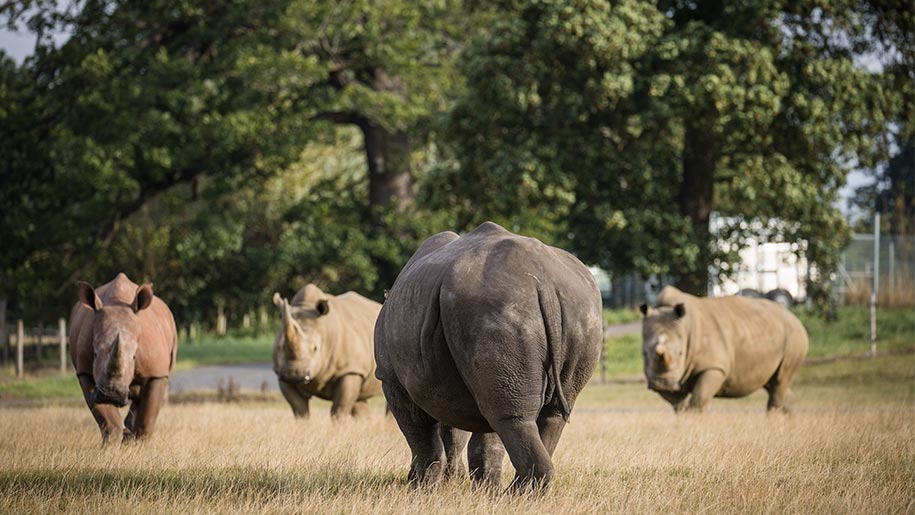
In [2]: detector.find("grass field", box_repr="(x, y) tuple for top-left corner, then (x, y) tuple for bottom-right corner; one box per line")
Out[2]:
(0, 354), (912, 513)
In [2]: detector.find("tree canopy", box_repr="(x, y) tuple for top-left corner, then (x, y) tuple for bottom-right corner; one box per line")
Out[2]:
(1, 0), (909, 326)
(438, 0), (910, 298)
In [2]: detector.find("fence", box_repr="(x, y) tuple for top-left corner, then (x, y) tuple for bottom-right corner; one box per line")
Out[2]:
(1, 319), (69, 377)
(838, 233), (915, 306)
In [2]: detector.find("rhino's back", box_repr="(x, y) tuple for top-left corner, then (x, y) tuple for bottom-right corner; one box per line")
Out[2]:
(375, 222), (602, 431)
(690, 295), (807, 396)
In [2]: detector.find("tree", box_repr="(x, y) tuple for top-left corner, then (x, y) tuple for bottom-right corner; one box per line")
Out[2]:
(1, 1), (319, 321)
(0, 0), (474, 321)
(438, 0), (908, 299)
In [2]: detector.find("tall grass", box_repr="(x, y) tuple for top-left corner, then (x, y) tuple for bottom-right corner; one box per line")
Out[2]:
(0, 357), (912, 514)
(844, 274), (915, 306)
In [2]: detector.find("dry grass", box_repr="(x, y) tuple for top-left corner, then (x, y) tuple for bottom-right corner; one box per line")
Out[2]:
(1, 358), (913, 514)
(845, 275), (915, 306)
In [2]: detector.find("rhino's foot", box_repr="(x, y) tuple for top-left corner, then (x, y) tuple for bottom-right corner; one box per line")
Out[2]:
(408, 457), (446, 487)
(469, 432), (505, 489)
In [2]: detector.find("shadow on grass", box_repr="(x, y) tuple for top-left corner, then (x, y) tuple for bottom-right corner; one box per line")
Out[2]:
(0, 466), (410, 501)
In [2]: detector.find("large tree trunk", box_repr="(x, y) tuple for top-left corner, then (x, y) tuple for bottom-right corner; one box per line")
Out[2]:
(676, 126), (716, 296)
(362, 123), (413, 220)
(360, 122), (414, 293)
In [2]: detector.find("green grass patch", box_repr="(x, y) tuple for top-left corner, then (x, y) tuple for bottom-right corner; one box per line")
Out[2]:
(796, 306), (914, 358)
(176, 334), (274, 369)
(0, 370), (82, 400)
(603, 307), (641, 326)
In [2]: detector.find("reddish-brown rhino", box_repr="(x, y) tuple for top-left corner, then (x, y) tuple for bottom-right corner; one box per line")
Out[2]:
(69, 273), (178, 444)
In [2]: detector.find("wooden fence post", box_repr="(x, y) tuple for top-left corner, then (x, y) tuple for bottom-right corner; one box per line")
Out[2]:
(216, 305), (227, 336)
(36, 322), (43, 361)
(16, 319), (24, 378)
(59, 318), (67, 373)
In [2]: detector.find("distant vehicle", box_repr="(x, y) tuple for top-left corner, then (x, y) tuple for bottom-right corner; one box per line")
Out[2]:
(712, 239), (808, 308)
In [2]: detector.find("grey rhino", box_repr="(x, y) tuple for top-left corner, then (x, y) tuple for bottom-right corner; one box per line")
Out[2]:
(69, 273), (178, 444)
(640, 286), (808, 413)
(272, 284), (383, 418)
(374, 222), (603, 490)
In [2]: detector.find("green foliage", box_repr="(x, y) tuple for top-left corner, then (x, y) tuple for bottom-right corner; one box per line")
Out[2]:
(439, 0), (909, 299)
(176, 335), (274, 370)
(602, 308), (641, 326)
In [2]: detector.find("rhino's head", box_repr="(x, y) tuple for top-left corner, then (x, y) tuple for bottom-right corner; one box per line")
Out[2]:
(272, 292), (330, 384)
(78, 281), (154, 407)
(639, 302), (688, 393)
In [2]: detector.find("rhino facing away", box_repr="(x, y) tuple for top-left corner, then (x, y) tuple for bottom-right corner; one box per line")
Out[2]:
(374, 222), (603, 490)
(272, 284), (382, 418)
(69, 273), (177, 444)
(640, 286), (808, 413)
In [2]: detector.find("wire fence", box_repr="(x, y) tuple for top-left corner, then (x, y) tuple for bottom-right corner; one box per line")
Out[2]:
(838, 234), (914, 306)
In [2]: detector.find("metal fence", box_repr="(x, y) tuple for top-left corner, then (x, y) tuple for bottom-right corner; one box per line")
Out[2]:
(838, 233), (915, 305)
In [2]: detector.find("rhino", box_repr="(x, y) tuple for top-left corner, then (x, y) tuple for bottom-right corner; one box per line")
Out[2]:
(639, 286), (808, 413)
(272, 284), (383, 418)
(374, 222), (603, 490)
(69, 273), (178, 444)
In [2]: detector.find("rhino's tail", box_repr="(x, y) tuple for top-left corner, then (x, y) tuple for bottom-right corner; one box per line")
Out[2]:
(538, 286), (570, 422)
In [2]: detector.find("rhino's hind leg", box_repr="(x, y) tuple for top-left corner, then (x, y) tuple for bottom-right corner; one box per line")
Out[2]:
(383, 378), (446, 486)
(279, 380), (311, 418)
(491, 417), (555, 492)
(441, 426), (470, 479)
(765, 368), (794, 413)
(131, 377), (168, 439)
(468, 432), (505, 488)
(536, 405), (567, 457)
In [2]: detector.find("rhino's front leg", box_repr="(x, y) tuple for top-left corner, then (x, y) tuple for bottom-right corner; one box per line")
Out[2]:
(657, 391), (689, 413)
(77, 374), (125, 445)
(279, 380), (311, 418)
(330, 374), (362, 419)
(130, 377), (168, 439)
(440, 426), (471, 479)
(687, 369), (727, 412)
(468, 432), (505, 488)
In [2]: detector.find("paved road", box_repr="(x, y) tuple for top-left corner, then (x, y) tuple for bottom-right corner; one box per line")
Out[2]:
(169, 363), (276, 393)
(169, 322), (643, 393)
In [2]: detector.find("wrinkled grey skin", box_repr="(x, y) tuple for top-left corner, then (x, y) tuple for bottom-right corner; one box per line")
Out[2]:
(374, 222), (603, 491)
(640, 286), (809, 413)
(272, 284), (382, 419)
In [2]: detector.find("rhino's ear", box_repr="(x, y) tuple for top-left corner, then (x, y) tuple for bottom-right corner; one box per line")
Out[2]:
(673, 303), (686, 319)
(272, 292), (284, 310)
(133, 283), (154, 312)
(78, 282), (103, 312)
(639, 303), (650, 317)
(316, 299), (330, 317)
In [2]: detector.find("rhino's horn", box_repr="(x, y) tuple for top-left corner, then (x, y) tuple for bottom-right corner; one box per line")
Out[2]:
(282, 300), (301, 359)
(108, 334), (122, 376)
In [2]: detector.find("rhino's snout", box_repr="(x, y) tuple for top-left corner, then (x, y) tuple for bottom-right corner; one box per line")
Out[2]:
(648, 378), (681, 393)
(92, 386), (129, 407)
